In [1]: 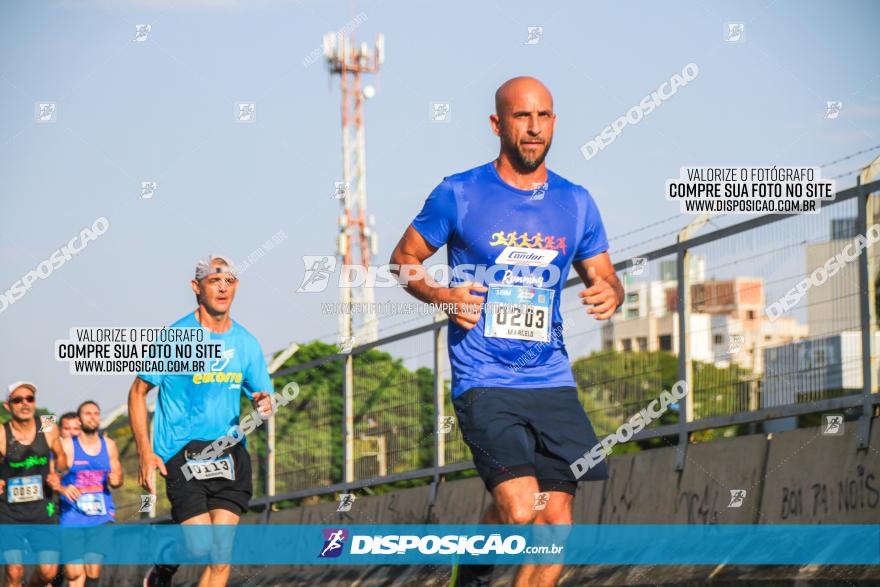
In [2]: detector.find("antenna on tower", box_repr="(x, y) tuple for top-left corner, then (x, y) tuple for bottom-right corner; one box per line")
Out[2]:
(325, 28), (384, 345)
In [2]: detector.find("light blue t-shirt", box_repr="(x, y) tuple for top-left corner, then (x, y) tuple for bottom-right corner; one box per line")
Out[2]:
(138, 312), (272, 462)
(411, 162), (609, 398)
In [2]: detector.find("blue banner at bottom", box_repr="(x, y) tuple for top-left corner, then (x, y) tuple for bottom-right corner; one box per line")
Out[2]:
(0, 524), (877, 565)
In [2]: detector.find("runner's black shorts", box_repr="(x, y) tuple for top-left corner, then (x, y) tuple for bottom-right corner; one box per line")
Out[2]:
(60, 522), (113, 564)
(0, 518), (60, 555)
(452, 386), (609, 496)
(164, 440), (252, 523)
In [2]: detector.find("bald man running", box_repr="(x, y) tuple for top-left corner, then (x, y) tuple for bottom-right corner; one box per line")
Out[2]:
(390, 77), (623, 587)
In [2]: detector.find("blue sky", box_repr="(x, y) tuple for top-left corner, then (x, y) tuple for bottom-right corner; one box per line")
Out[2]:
(1, 0), (879, 414)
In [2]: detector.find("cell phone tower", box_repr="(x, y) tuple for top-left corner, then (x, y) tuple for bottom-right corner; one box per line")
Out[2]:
(324, 29), (384, 346)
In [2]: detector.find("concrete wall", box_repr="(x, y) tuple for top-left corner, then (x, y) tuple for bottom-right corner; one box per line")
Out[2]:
(591, 433), (767, 524)
(96, 417), (880, 585)
(761, 419), (880, 523)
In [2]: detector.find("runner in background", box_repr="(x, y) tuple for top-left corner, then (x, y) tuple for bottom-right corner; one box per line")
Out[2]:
(128, 255), (273, 587)
(0, 381), (68, 587)
(58, 413), (81, 440)
(58, 400), (122, 587)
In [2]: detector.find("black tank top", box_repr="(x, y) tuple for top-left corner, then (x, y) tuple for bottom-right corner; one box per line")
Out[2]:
(0, 417), (58, 523)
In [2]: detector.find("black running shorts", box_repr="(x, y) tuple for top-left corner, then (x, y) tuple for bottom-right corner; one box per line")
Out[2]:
(164, 440), (252, 523)
(0, 523), (60, 555)
(452, 386), (609, 495)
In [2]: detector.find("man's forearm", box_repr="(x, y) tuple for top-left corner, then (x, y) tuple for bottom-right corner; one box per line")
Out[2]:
(404, 273), (450, 306)
(109, 471), (123, 488)
(52, 441), (68, 473)
(128, 385), (151, 455)
(394, 258), (449, 306)
(611, 276), (625, 308)
(108, 443), (124, 487)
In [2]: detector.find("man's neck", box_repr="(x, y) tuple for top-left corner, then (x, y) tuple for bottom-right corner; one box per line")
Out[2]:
(79, 431), (100, 446)
(494, 155), (548, 191)
(196, 306), (232, 333)
(10, 417), (36, 437)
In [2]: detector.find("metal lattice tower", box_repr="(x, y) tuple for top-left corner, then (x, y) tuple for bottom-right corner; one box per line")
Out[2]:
(324, 30), (384, 345)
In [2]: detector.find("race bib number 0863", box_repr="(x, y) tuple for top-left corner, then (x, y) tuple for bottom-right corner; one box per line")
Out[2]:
(7, 475), (43, 504)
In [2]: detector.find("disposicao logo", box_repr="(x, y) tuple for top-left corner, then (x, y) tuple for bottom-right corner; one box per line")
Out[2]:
(319, 528), (348, 558)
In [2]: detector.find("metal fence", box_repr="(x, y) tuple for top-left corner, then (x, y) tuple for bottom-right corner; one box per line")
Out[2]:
(129, 178), (880, 519)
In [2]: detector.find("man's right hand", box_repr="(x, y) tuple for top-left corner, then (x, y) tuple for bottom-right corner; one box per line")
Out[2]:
(441, 282), (488, 330)
(60, 485), (82, 502)
(139, 451), (168, 494)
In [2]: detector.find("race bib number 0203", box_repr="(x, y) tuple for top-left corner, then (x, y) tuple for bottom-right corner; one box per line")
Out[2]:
(7, 475), (43, 504)
(484, 285), (554, 343)
(185, 454), (235, 481)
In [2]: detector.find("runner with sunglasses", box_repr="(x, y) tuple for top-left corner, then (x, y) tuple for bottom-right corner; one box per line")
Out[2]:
(0, 381), (68, 587)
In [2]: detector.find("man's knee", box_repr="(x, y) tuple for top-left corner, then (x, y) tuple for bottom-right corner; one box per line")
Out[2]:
(66, 565), (84, 580)
(182, 527), (214, 558)
(208, 563), (232, 577)
(5, 564), (24, 581)
(187, 543), (212, 559)
(497, 502), (538, 525)
(538, 506), (572, 525)
(491, 477), (541, 525)
(35, 564), (58, 581)
(535, 492), (574, 524)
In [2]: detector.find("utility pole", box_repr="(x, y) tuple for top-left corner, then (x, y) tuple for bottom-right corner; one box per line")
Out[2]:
(324, 30), (384, 346)
(324, 28), (384, 484)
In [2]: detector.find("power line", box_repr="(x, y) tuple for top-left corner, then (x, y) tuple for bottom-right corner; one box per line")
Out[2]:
(608, 213), (682, 241)
(819, 144), (880, 168)
(828, 166), (867, 180)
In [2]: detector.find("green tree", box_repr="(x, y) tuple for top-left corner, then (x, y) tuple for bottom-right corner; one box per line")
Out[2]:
(250, 341), (435, 494)
(572, 349), (756, 452)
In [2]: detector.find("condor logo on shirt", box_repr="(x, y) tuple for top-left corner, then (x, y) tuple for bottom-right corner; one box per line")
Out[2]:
(495, 246), (558, 267)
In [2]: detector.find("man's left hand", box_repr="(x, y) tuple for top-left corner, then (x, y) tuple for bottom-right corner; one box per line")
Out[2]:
(252, 392), (273, 417)
(579, 266), (621, 320)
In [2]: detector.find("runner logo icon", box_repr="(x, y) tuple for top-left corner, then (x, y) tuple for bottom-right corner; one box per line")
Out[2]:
(319, 528), (348, 558)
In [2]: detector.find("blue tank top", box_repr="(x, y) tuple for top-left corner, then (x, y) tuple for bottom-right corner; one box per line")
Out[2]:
(59, 435), (115, 526)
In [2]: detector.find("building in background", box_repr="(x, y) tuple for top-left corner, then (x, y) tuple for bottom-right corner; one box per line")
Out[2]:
(603, 257), (807, 373)
(804, 218), (863, 338)
(761, 331), (876, 408)
(761, 155), (880, 427)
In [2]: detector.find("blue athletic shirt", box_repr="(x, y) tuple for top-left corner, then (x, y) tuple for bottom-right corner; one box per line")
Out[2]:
(59, 435), (115, 526)
(137, 312), (272, 462)
(411, 161), (609, 398)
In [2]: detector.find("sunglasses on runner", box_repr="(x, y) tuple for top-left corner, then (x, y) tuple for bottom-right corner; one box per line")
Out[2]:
(9, 395), (35, 405)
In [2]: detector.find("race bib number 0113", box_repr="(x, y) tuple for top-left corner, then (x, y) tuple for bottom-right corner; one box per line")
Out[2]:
(484, 285), (554, 342)
(7, 475), (43, 504)
(185, 454), (235, 481)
